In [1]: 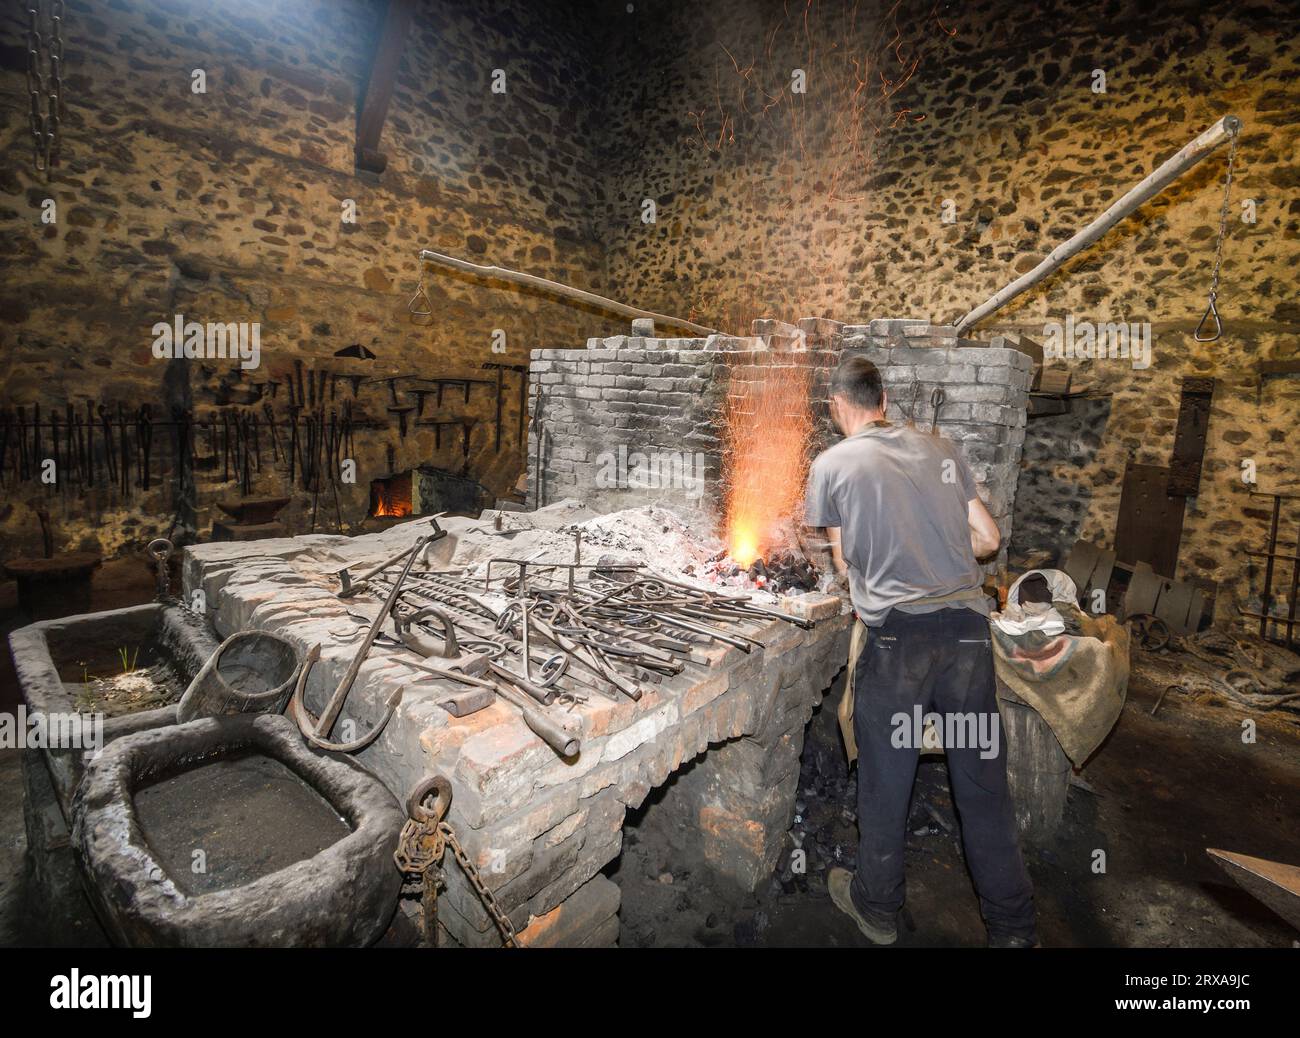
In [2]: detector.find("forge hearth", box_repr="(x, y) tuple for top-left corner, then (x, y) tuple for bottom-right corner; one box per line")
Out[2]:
(528, 319), (1033, 571)
(369, 471), (413, 520)
(181, 503), (850, 947)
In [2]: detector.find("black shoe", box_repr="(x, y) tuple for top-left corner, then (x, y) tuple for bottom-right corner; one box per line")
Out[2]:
(988, 932), (1038, 948)
(828, 868), (898, 945)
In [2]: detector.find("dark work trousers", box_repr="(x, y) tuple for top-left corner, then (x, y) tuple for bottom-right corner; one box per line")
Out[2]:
(851, 606), (1037, 941)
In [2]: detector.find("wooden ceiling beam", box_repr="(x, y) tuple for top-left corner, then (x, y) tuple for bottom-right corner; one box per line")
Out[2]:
(355, 0), (416, 174)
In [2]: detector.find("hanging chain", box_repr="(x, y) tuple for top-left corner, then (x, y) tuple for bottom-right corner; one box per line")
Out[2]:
(440, 823), (519, 947)
(1194, 128), (1237, 343)
(25, 0), (64, 178)
(1207, 131), (1237, 300)
(394, 776), (520, 948)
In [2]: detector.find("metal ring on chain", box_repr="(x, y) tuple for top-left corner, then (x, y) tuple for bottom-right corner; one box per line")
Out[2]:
(407, 774), (452, 825)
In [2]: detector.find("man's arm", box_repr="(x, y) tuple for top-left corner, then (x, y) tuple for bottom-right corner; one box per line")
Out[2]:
(967, 495), (1000, 560)
(825, 526), (848, 579)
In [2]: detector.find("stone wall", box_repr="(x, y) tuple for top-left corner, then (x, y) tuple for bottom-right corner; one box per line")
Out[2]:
(0, 0), (615, 560)
(592, 0), (1300, 622)
(4, 0), (1296, 622)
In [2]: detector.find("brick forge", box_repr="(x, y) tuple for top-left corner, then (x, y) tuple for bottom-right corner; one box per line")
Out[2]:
(179, 320), (1030, 949)
(181, 513), (851, 950)
(437, 594), (852, 947)
(528, 318), (1034, 570)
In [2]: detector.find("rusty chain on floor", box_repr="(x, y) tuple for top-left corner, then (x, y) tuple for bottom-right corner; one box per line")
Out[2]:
(394, 775), (520, 948)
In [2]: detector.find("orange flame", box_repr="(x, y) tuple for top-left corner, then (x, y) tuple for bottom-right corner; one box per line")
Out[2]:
(722, 360), (815, 567)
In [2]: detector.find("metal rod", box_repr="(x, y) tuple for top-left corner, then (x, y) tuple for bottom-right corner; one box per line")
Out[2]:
(1261, 495), (1281, 640)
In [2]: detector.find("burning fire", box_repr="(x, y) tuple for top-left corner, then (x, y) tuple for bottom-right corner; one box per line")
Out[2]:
(373, 494), (411, 518)
(722, 360), (815, 567)
(371, 474), (413, 518)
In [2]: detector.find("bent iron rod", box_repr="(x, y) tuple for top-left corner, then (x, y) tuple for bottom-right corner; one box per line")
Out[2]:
(293, 533), (431, 752)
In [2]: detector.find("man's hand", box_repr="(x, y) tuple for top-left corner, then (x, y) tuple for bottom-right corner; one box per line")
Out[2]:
(803, 526), (850, 589)
(967, 496), (1000, 560)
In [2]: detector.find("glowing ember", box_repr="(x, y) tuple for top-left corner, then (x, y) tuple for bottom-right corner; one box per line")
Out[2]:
(722, 360), (816, 567)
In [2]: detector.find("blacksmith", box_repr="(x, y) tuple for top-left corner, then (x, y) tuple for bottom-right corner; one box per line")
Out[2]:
(804, 355), (1037, 948)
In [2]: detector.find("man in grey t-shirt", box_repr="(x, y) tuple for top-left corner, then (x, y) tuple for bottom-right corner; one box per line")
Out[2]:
(805, 355), (1036, 948)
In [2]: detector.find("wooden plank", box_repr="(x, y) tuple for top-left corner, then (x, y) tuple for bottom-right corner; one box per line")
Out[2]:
(1155, 577), (1195, 634)
(355, 0), (416, 174)
(1124, 561), (1162, 617)
(1114, 463), (1185, 577)
(997, 683), (1072, 839)
(1037, 369), (1073, 395)
(1027, 396), (1068, 417)
(1062, 539), (1100, 594)
(1168, 377), (1215, 496)
(1207, 849), (1300, 930)
(1062, 538), (1117, 609)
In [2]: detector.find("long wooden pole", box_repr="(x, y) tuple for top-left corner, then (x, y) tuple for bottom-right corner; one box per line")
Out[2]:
(417, 249), (718, 336)
(954, 115), (1241, 334)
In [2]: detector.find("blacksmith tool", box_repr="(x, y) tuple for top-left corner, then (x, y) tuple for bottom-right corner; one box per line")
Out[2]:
(32, 403), (41, 474)
(370, 376), (415, 439)
(287, 402), (300, 484)
(263, 402), (282, 461)
(29, 407), (41, 483)
(291, 533), (433, 754)
(411, 387), (436, 419)
(49, 410), (61, 491)
(482, 362), (528, 457)
(118, 403), (130, 498)
(138, 404), (153, 490)
(16, 407), (27, 482)
(905, 382), (921, 428)
(929, 386), (946, 436)
(65, 403), (76, 486)
(221, 410), (231, 482)
(490, 364), (504, 451)
(0, 410), (10, 487)
(336, 518), (446, 599)
(86, 401), (96, 488)
(98, 404), (115, 484)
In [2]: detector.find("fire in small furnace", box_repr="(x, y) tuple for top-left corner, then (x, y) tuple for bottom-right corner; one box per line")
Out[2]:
(722, 361), (816, 570)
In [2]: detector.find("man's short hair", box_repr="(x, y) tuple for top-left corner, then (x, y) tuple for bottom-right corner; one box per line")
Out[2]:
(830, 355), (884, 411)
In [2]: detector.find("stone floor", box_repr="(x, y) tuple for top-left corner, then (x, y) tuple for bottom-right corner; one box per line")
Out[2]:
(609, 661), (1300, 948)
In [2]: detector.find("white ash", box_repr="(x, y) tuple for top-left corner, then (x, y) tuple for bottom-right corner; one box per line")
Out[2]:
(447, 502), (795, 603)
